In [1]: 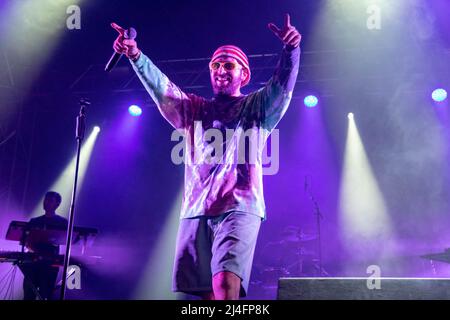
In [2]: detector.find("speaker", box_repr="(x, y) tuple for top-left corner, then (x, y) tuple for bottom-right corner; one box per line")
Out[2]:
(277, 277), (450, 300)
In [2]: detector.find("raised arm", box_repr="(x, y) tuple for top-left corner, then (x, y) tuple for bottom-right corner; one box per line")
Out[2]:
(111, 23), (194, 129)
(247, 14), (301, 132)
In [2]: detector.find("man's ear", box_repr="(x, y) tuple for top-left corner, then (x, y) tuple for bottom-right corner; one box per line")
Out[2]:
(241, 68), (249, 82)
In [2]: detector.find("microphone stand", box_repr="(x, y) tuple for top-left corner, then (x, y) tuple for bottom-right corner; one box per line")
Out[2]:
(305, 176), (328, 276)
(60, 98), (90, 300)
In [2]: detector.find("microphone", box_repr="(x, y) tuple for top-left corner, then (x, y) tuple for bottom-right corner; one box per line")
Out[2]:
(105, 27), (137, 72)
(76, 98), (90, 140)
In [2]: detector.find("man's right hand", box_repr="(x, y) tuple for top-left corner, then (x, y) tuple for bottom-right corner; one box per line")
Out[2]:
(111, 22), (140, 60)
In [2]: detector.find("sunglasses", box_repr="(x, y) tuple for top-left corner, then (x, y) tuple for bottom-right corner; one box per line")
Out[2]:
(209, 61), (241, 71)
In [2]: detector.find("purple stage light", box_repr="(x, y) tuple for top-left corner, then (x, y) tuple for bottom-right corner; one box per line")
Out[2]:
(128, 105), (142, 116)
(432, 89), (447, 103)
(304, 95), (318, 108)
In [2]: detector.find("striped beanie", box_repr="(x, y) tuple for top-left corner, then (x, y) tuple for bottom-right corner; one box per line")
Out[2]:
(211, 45), (251, 86)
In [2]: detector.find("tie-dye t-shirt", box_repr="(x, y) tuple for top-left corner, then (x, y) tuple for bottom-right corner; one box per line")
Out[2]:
(131, 47), (300, 220)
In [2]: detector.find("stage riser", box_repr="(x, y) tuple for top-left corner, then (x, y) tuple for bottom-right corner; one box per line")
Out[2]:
(277, 278), (450, 300)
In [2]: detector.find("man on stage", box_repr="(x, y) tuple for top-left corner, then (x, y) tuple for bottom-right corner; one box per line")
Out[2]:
(111, 14), (300, 300)
(21, 191), (68, 300)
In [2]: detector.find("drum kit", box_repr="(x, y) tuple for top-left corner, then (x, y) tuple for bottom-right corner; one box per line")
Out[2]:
(253, 226), (450, 290)
(252, 226), (326, 289)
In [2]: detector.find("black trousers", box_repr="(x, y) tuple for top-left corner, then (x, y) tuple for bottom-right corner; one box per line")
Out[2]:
(20, 263), (59, 300)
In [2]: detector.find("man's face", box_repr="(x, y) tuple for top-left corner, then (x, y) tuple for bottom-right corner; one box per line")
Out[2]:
(43, 195), (60, 212)
(210, 57), (247, 96)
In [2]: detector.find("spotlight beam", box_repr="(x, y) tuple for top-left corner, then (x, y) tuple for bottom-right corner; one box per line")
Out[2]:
(133, 190), (185, 299)
(339, 115), (393, 259)
(32, 127), (100, 217)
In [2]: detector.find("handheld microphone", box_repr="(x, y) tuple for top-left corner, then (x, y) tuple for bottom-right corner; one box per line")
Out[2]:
(105, 27), (137, 72)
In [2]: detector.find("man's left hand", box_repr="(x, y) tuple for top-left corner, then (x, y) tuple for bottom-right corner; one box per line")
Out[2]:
(268, 14), (302, 49)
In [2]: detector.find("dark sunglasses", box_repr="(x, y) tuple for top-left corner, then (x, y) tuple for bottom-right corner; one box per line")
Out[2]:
(209, 61), (241, 71)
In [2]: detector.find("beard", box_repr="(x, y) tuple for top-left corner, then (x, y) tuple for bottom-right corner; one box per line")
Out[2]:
(212, 77), (242, 96)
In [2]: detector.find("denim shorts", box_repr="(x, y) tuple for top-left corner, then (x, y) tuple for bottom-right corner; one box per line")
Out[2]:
(172, 211), (261, 297)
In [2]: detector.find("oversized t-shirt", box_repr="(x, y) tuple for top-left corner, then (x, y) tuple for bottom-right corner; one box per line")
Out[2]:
(131, 46), (300, 220)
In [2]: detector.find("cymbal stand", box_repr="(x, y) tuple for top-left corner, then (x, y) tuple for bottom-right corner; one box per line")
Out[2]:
(305, 175), (328, 276)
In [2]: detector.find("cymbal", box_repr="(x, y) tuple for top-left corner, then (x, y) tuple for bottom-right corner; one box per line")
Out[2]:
(280, 226), (318, 243)
(279, 234), (318, 244)
(263, 241), (317, 257)
(291, 235), (317, 242)
(421, 248), (450, 264)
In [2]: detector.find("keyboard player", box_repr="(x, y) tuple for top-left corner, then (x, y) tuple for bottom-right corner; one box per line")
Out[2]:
(20, 191), (68, 300)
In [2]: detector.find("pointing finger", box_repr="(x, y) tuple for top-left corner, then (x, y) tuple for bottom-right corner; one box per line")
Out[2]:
(268, 23), (281, 36)
(111, 22), (125, 35)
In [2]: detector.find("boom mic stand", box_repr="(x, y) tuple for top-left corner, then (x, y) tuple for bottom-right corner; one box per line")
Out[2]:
(60, 98), (90, 300)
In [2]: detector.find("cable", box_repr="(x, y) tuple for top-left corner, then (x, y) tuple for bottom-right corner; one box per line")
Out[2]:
(8, 266), (18, 300)
(0, 266), (14, 298)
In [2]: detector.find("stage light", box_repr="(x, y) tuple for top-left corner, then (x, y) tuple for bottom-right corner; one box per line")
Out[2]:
(93, 126), (100, 133)
(432, 88), (447, 102)
(348, 112), (354, 120)
(304, 95), (319, 108)
(128, 105), (142, 117)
